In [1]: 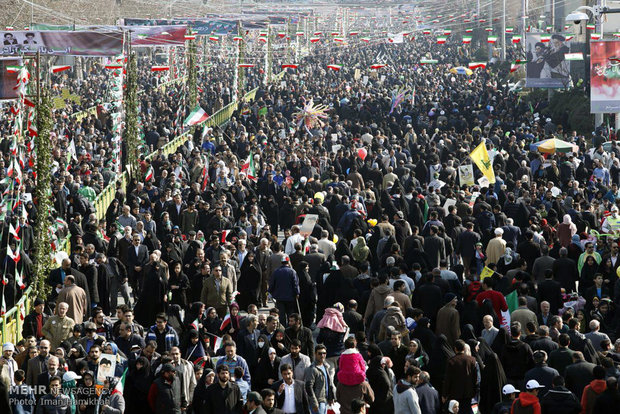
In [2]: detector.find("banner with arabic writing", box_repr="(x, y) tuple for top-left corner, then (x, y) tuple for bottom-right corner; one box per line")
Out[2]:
(591, 40), (620, 113)
(1, 31), (123, 56)
(124, 18), (236, 35)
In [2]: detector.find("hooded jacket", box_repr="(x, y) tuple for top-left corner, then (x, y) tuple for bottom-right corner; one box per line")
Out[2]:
(540, 386), (581, 414)
(580, 379), (606, 414)
(364, 284), (393, 323)
(378, 306), (408, 342)
(393, 380), (421, 414)
(337, 348), (366, 386)
(510, 392), (541, 414)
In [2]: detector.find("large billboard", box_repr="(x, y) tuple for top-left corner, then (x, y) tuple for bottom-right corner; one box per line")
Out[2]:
(124, 18), (236, 35)
(525, 33), (572, 88)
(1, 31), (123, 56)
(591, 40), (620, 113)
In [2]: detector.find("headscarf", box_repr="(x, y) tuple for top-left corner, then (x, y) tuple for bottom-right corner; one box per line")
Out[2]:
(448, 401), (459, 414)
(317, 307), (348, 333)
(571, 234), (583, 252)
(352, 237), (370, 263)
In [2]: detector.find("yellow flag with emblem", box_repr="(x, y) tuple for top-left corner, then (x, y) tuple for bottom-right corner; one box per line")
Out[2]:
(470, 141), (496, 184)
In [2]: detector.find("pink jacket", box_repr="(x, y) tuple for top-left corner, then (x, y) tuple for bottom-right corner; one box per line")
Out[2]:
(336, 348), (366, 386)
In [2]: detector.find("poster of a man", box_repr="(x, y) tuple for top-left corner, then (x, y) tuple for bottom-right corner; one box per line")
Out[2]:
(23, 32), (38, 45)
(526, 33), (572, 88)
(96, 355), (116, 385)
(3, 33), (18, 45)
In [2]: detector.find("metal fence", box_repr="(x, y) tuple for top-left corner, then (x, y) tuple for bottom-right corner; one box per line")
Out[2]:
(0, 80), (268, 345)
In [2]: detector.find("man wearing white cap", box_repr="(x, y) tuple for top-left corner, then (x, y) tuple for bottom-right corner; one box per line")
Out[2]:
(601, 205), (620, 235)
(0, 343), (18, 385)
(491, 384), (519, 414)
(486, 228), (507, 266)
(510, 380), (544, 414)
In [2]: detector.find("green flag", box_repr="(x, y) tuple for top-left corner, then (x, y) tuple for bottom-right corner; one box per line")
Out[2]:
(505, 290), (518, 313)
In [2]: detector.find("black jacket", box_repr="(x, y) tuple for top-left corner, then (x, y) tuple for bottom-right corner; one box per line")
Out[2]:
(564, 360), (596, 399)
(150, 375), (186, 414)
(273, 379), (309, 414)
(202, 381), (242, 414)
(539, 386), (581, 414)
(22, 310), (48, 339)
(500, 339), (534, 381)
(524, 364), (560, 394)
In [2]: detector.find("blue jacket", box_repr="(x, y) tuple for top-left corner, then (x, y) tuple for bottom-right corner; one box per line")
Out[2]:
(269, 265), (300, 302)
(146, 324), (180, 352)
(216, 354), (251, 382)
(416, 383), (440, 414)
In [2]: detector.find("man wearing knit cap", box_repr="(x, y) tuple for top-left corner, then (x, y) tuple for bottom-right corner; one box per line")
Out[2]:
(436, 293), (460, 347)
(0, 343), (18, 385)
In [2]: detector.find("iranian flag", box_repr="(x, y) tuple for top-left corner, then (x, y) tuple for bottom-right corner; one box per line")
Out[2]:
(512, 35), (522, 43)
(487, 36), (498, 43)
(465, 28), (473, 33)
(282, 64), (298, 69)
(462, 36), (472, 44)
(190, 317), (200, 330)
(485, 27), (493, 32)
(201, 156), (209, 191)
(510, 60), (527, 72)
(296, 31), (305, 36)
(233, 36), (243, 41)
(370, 63), (387, 69)
(313, 31), (322, 36)
(145, 166), (154, 181)
(334, 37), (344, 42)
(221, 230), (230, 243)
(505, 27), (514, 33)
(51, 65), (71, 73)
(113, 368), (128, 395)
(151, 66), (170, 71)
(565, 53), (584, 61)
(443, 30), (452, 36)
(436, 36), (447, 44)
(184, 106), (209, 126)
(587, 24), (596, 30)
(9, 223), (20, 241)
(1, 294), (5, 316)
(327, 64), (342, 71)
(349, 31), (359, 36)
(209, 35), (219, 41)
(23, 97), (35, 108)
(423, 30), (431, 35)
(278, 32), (286, 38)
(614, 32), (620, 38)
(310, 37), (321, 43)
(7, 243), (21, 263)
(259, 38), (267, 43)
(469, 62), (487, 69)
(6, 65), (21, 74)
(541, 34), (551, 42)
(241, 151), (257, 181)
(238, 63), (255, 68)
(15, 268), (25, 290)
(591, 33), (602, 40)
(361, 37), (370, 43)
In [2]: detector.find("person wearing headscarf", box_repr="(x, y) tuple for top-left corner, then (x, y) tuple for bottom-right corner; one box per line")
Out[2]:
(557, 215), (577, 248)
(168, 261), (190, 309)
(191, 368), (216, 414)
(203, 307), (222, 336)
(366, 355), (394, 414)
(406, 338), (429, 369)
(352, 237), (370, 264)
(270, 328), (289, 358)
(182, 329), (206, 364)
(124, 356), (153, 414)
(236, 251), (262, 311)
(254, 347), (281, 391)
(219, 303), (241, 342)
(316, 306), (349, 361)
(410, 317), (436, 358)
(426, 334), (455, 395)
(133, 257), (167, 327)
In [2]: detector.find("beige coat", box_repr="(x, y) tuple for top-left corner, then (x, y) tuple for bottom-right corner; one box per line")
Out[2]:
(486, 237), (507, 265)
(57, 284), (88, 324)
(41, 315), (75, 350)
(436, 303), (461, 347)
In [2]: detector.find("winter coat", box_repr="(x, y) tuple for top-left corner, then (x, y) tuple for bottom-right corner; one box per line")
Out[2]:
(393, 380), (421, 414)
(539, 386), (581, 414)
(511, 392), (541, 414)
(337, 349), (366, 386)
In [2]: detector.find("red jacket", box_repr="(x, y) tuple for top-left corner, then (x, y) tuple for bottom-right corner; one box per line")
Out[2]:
(511, 392), (541, 414)
(580, 379), (606, 414)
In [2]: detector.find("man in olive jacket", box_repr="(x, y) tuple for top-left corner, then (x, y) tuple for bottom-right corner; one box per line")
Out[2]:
(305, 345), (336, 414)
(201, 264), (233, 318)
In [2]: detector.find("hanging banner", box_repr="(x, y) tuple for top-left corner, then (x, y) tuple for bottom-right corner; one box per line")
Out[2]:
(0, 58), (22, 100)
(1, 31), (123, 56)
(123, 18), (236, 35)
(525, 33), (572, 88)
(590, 40), (620, 113)
(33, 24), (187, 47)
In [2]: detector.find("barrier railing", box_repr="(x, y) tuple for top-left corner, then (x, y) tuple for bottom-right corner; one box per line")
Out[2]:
(0, 73), (279, 346)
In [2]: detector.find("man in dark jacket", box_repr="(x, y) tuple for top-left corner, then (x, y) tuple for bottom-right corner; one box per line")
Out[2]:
(537, 271), (563, 314)
(273, 364), (309, 414)
(203, 365), (242, 414)
(524, 351), (559, 394)
(416, 371), (440, 414)
(284, 313), (315, 361)
(593, 377), (620, 414)
(564, 351), (596, 399)
(500, 324), (534, 389)
(443, 340), (478, 414)
(147, 363), (187, 414)
(22, 297), (48, 340)
(539, 375), (581, 414)
(269, 256), (300, 325)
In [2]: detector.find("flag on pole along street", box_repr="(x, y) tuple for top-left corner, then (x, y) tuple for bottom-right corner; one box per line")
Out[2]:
(184, 106), (209, 126)
(469, 141), (496, 184)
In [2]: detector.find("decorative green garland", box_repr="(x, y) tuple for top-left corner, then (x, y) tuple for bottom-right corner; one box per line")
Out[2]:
(125, 51), (139, 180)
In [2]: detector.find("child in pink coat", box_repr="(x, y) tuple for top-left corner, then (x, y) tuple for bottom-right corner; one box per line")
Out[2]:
(336, 336), (366, 385)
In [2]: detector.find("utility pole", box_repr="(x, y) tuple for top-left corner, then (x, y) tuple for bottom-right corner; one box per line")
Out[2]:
(502, 0), (506, 60)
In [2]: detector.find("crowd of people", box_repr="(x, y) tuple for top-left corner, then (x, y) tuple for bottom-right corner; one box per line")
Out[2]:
(1, 27), (620, 414)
